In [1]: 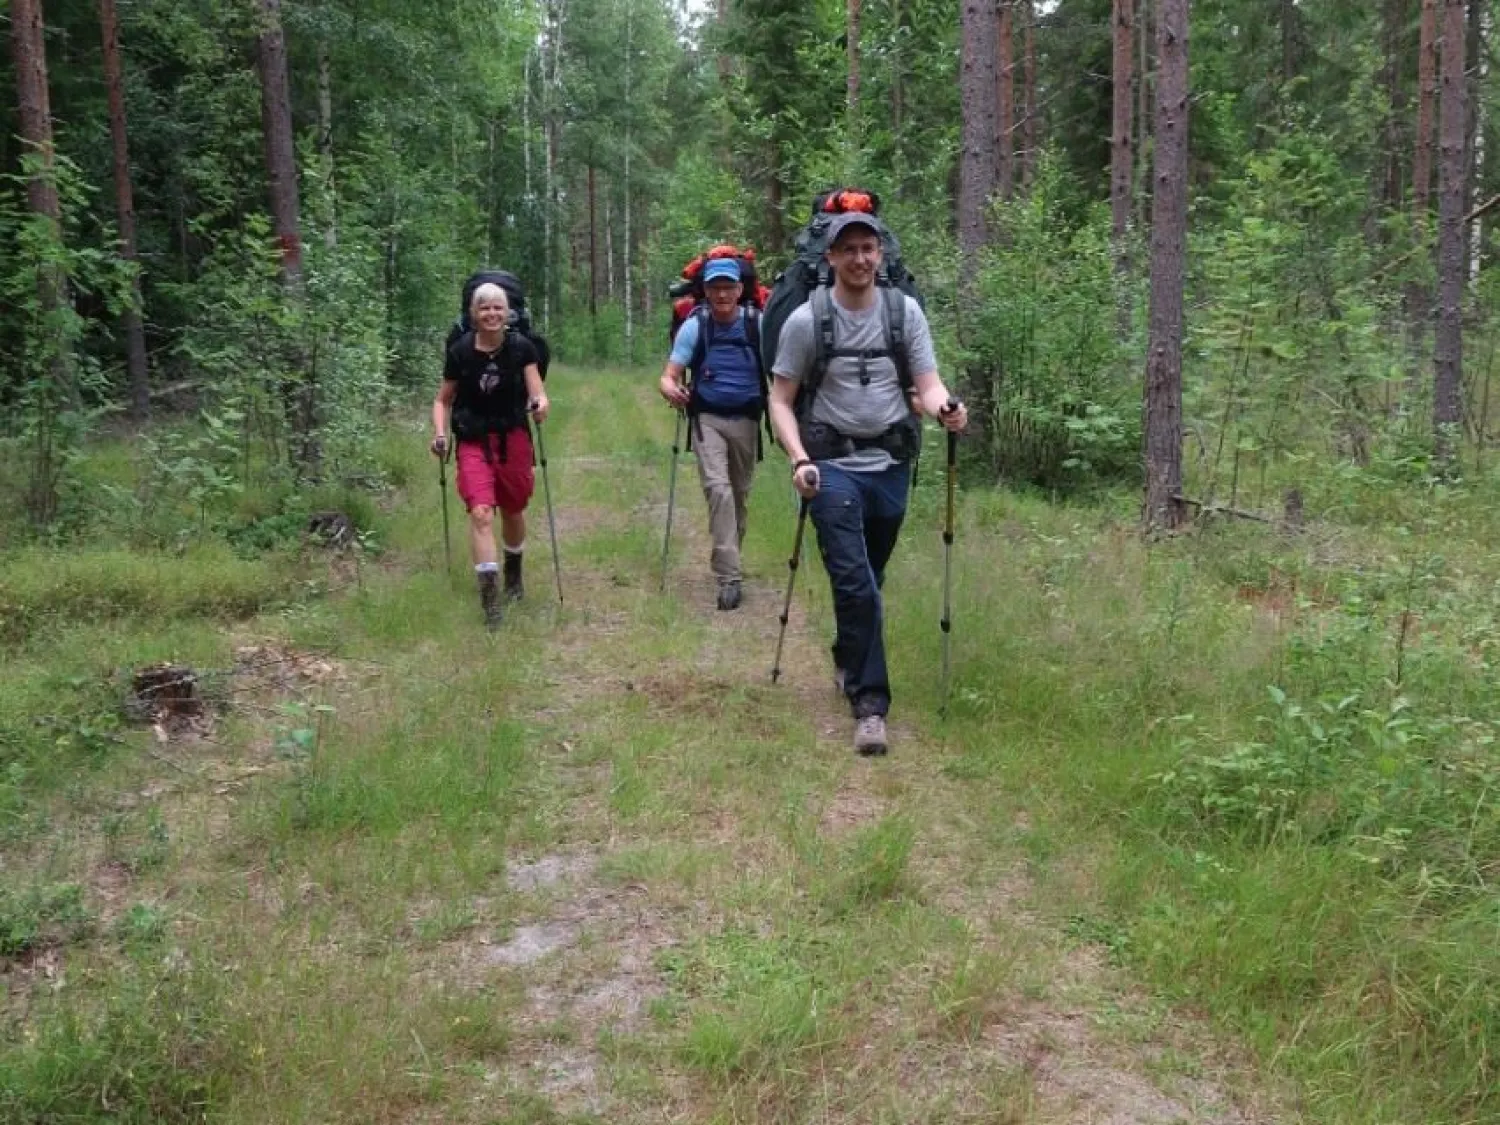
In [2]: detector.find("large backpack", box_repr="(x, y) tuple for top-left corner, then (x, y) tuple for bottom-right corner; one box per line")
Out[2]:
(667, 244), (770, 342)
(667, 244), (774, 457)
(448, 269), (552, 378)
(759, 188), (923, 420)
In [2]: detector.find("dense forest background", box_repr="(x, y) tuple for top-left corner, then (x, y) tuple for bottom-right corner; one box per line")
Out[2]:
(5, 5), (1500, 1123)
(9, 0), (1500, 533)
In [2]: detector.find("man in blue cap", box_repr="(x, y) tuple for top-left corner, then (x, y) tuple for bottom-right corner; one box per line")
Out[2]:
(659, 255), (766, 611)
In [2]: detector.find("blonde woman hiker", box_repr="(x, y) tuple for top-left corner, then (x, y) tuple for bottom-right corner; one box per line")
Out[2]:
(431, 281), (550, 628)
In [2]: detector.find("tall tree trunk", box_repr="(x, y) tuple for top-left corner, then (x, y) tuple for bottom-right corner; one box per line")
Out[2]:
(543, 0), (565, 333)
(892, 0), (907, 192)
(587, 162), (598, 321)
(1408, 0), (1440, 389)
(1280, 0), (1297, 83)
(11, 0), (71, 525)
(256, 0), (301, 289)
(1111, 0), (1135, 334)
(623, 0), (635, 361)
(255, 0), (315, 472)
(317, 40), (336, 248)
(99, 0), (149, 421)
(1021, 0), (1037, 192)
(1380, 0), (1409, 218)
(996, 0), (1015, 201)
(958, 0), (998, 295)
(1465, 0), (1485, 286)
(1142, 0), (1189, 534)
(523, 48), (534, 206)
(1135, 0), (1153, 234)
(716, 0), (732, 83)
(605, 190), (615, 302)
(1433, 0), (1467, 467)
(767, 165), (785, 253)
(847, 0), (861, 137)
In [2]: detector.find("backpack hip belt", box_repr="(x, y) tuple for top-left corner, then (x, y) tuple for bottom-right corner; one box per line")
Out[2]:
(799, 416), (920, 463)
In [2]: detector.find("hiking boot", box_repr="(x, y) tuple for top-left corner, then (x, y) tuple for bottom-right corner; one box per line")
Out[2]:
(853, 714), (888, 757)
(716, 581), (743, 612)
(503, 552), (524, 603)
(478, 571), (503, 630)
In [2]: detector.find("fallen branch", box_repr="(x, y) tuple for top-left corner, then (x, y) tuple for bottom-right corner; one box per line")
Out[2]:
(1172, 494), (1274, 524)
(1370, 191), (1500, 282)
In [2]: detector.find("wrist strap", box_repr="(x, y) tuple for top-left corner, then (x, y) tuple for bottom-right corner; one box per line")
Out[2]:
(793, 458), (814, 471)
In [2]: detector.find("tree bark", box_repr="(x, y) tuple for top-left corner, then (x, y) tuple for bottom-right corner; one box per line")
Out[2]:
(1433, 0), (1467, 467)
(256, 0), (301, 288)
(588, 162), (599, 322)
(1142, 0), (1189, 534)
(623, 0), (635, 360)
(958, 0), (998, 294)
(1135, 0), (1153, 234)
(1380, 0), (1409, 217)
(1280, 0), (1297, 83)
(99, 0), (150, 421)
(847, 0), (861, 134)
(11, 0), (71, 524)
(317, 40), (336, 248)
(255, 0), (315, 471)
(1407, 0), (1440, 387)
(716, 0), (732, 83)
(1465, 0), (1485, 286)
(1021, 0), (1037, 192)
(996, 0), (1015, 201)
(1111, 0), (1135, 332)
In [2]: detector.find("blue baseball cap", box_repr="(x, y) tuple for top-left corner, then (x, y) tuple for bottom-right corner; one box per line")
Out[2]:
(702, 258), (742, 284)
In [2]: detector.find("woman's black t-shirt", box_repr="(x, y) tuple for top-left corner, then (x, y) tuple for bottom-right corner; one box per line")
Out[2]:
(443, 330), (540, 440)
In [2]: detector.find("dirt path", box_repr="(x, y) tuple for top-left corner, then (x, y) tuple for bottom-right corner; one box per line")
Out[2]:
(424, 438), (1281, 1124)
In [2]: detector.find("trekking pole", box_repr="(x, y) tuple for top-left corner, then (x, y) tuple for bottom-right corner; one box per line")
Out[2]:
(771, 497), (811, 684)
(531, 413), (565, 604)
(438, 442), (452, 574)
(940, 399), (960, 710)
(660, 410), (684, 591)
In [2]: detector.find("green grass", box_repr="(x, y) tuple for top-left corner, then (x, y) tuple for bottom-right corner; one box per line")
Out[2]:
(2, 362), (1498, 1122)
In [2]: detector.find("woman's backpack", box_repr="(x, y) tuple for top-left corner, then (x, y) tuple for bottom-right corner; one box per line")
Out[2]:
(448, 269), (551, 377)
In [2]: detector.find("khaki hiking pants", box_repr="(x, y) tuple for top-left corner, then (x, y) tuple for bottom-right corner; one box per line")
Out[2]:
(692, 413), (758, 586)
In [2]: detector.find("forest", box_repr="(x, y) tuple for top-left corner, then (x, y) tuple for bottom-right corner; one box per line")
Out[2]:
(2, 1), (1498, 1123)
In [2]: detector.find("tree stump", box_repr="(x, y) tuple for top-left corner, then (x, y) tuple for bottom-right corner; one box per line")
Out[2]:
(127, 663), (204, 728)
(1282, 487), (1304, 533)
(306, 510), (355, 549)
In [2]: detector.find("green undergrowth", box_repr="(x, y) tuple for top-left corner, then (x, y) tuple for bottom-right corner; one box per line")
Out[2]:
(1, 365), (1497, 1123)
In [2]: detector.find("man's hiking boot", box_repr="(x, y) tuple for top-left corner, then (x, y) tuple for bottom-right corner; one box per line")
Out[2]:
(853, 714), (888, 757)
(716, 581), (743, 612)
(478, 571), (503, 630)
(503, 552), (524, 603)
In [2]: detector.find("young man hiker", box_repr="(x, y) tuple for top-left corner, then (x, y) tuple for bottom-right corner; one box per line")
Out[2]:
(658, 256), (765, 611)
(767, 212), (967, 756)
(431, 282), (550, 628)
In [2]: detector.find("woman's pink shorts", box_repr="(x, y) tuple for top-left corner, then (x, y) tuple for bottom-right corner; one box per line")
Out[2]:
(455, 429), (535, 514)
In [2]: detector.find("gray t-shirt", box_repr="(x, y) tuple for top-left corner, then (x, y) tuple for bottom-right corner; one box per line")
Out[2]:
(773, 291), (936, 471)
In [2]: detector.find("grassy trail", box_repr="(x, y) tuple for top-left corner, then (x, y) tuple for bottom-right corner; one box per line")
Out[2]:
(20, 364), (1492, 1123)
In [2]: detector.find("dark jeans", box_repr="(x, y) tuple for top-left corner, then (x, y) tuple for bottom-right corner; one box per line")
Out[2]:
(808, 461), (911, 718)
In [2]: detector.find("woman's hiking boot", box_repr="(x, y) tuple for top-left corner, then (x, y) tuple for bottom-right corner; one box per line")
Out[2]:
(503, 551), (524, 603)
(716, 580), (742, 611)
(478, 571), (503, 629)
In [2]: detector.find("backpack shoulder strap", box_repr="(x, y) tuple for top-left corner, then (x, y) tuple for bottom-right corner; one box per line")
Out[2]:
(687, 305), (711, 375)
(801, 285), (836, 417)
(881, 286), (912, 394)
